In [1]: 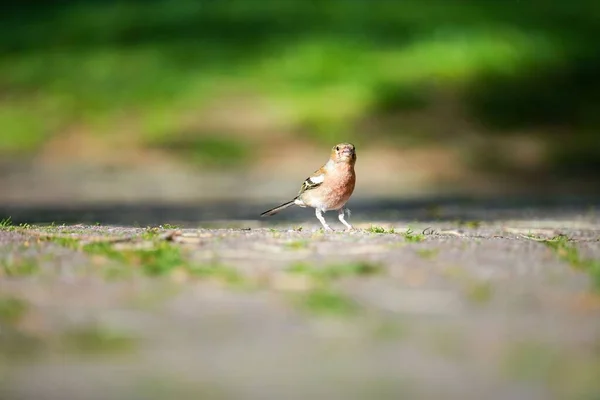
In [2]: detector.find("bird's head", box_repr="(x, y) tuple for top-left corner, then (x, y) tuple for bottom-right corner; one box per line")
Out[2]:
(331, 142), (356, 164)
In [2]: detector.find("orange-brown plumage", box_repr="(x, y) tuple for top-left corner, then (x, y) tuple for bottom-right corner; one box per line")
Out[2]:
(261, 143), (357, 231)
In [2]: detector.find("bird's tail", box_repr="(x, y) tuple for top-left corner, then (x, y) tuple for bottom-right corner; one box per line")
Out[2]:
(260, 199), (296, 217)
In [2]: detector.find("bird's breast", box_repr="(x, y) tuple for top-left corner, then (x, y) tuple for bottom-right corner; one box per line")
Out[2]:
(318, 166), (356, 210)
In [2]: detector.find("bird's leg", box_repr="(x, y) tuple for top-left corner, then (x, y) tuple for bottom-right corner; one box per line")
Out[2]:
(315, 208), (333, 231)
(338, 207), (353, 230)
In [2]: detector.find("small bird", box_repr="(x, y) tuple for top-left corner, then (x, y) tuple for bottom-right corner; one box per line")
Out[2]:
(261, 142), (357, 231)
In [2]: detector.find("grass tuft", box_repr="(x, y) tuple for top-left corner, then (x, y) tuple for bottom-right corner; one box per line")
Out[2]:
(187, 263), (245, 285)
(415, 248), (439, 259)
(285, 240), (309, 250)
(149, 135), (250, 167)
(541, 235), (600, 291)
(402, 228), (426, 243)
(0, 297), (29, 325)
(60, 325), (139, 355)
(367, 225), (396, 234)
(137, 243), (186, 276)
(160, 223), (181, 230)
(286, 261), (382, 316)
(458, 220), (482, 229)
(0, 217), (12, 229)
(1, 258), (39, 277)
(294, 288), (359, 316)
(43, 233), (246, 285)
(367, 226), (386, 234)
(288, 261), (382, 283)
(464, 280), (494, 304)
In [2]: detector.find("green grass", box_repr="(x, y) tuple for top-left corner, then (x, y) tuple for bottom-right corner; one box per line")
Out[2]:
(402, 228), (426, 243)
(288, 261), (382, 283)
(186, 263), (244, 285)
(140, 226), (163, 240)
(147, 135), (251, 167)
(286, 261), (381, 316)
(48, 236), (81, 249)
(136, 243), (186, 276)
(60, 325), (139, 355)
(415, 248), (439, 259)
(365, 226), (428, 238)
(0, 218), (29, 233)
(501, 340), (600, 397)
(367, 225), (395, 234)
(160, 223), (181, 230)
(0, 217), (12, 230)
(294, 288), (360, 316)
(1, 0), (597, 160)
(541, 235), (600, 291)
(284, 240), (310, 250)
(35, 231), (377, 314)
(372, 320), (410, 341)
(501, 341), (564, 383)
(368, 226), (389, 234)
(441, 266), (494, 304)
(84, 240), (238, 281)
(1, 258), (39, 277)
(464, 280), (494, 304)
(458, 220), (482, 229)
(0, 328), (43, 361)
(41, 232), (246, 284)
(0, 297), (28, 325)
(426, 329), (467, 360)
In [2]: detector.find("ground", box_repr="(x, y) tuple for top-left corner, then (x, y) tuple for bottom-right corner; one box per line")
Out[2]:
(1, 207), (600, 400)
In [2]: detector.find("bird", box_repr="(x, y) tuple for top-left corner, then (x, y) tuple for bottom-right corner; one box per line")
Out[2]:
(260, 142), (357, 231)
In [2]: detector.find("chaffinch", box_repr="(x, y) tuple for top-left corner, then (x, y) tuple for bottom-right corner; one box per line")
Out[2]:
(261, 142), (357, 231)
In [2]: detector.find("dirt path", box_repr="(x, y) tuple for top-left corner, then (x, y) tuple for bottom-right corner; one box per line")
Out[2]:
(1, 215), (599, 400)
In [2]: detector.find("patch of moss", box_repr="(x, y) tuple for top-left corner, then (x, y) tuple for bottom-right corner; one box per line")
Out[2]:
(150, 134), (250, 168)
(137, 243), (186, 276)
(464, 280), (494, 304)
(458, 220), (482, 229)
(160, 223), (181, 230)
(45, 236), (81, 249)
(501, 341), (563, 382)
(0, 297), (28, 325)
(1, 258), (39, 277)
(402, 228), (425, 243)
(426, 329), (467, 360)
(46, 233), (246, 286)
(442, 267), (494, 304)
(294, 288), (360, 316)
(542, 235), (600, 291)
(0, 328), (43, 360)
(288, 261), (382, 283)
(373, 320), (410, 341)
(284, 240), (309, 250)
(367, 226), (387, 234)
(286, 261), (381, 316)
(60, 325), (139, 355)
(0, 217), (12, 230)
(415, 248), (439, 259)
(141, 226), (163, 240)
(187, 263), (245, 285)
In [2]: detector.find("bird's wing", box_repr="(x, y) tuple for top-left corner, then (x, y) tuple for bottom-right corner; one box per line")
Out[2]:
(297, 166), (325, 196)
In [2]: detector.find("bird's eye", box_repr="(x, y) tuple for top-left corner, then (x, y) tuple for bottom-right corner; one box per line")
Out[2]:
(335, 146), (339, 151)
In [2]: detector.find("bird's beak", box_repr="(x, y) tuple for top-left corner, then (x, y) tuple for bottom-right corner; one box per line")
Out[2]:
(341, 148), (353, 157)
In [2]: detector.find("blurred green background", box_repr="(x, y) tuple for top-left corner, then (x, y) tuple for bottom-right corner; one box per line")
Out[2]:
(2, 0), (600, 204)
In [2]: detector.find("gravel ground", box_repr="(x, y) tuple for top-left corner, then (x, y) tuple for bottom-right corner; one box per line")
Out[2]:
(1, 204), (600, 400)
